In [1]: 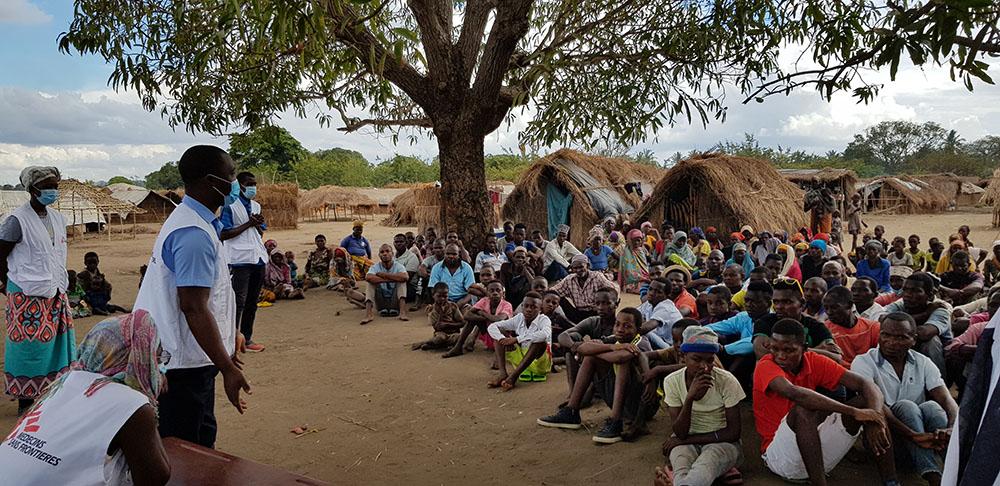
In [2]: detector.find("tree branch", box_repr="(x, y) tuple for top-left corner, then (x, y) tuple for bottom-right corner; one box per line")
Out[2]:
(338, 116), (433, 133)
(471, 0), (532, 116)
(406, 0), (454, 86)
(455, 0), (495, 86)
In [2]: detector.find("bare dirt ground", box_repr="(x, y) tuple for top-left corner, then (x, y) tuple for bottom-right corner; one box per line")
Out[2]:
(0, 210), (989, 485)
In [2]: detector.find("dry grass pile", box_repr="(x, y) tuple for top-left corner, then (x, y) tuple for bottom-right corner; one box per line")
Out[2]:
(634, 153), (807, 233)
(914, 173), (962, 200)
(382, 183), (439, 227)
(980, 168), (1000, 206)
(257, 183), (299, 229)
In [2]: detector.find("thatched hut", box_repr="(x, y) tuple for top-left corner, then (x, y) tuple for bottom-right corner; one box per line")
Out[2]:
(55, 179), (146, 239)
(382, 183), (440, 229)
(299, 185), (378, 221)
(107, 183), (176, 223)
(256, 183), (299, 229)
(981, 169), (1000, 226)
(856, 176), (948, 214)
(500, 149), (664, 247)
(635, 153), (807, 235)
(915, 173), (963, 206)
(779, 168), (858, 215)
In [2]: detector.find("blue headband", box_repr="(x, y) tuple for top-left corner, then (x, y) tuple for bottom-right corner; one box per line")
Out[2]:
(680, 342), (721, 353)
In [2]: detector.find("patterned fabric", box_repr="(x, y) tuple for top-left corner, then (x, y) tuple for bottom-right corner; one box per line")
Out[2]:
(349, 254), (373, 281)
(549, 271), (616, 310)
(306, 247), (333, 281)
(72, 309), (162, 406)
(617, 244), (649, 294)
(4, 289), (76, 399)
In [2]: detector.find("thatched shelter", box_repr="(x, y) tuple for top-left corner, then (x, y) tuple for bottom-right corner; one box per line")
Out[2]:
(779, 168), (858, 215)
(107, 183), (176, 223)
(635, 153), (806, 235)
(915, 173), (963, 206)
(299, 185), (379, 221)
(355, 188), (409, 213)
(981, 169), (1000, 226)
(856, 176), (948, 214)
(256, 183), (299, 230)
(382, 183), (440, 229)
(501, 149), (665, 247)
(55, 179), (145, 239)
(159, 190), (184, 205)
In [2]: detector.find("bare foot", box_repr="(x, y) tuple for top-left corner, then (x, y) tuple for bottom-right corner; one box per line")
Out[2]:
(441, 349), (463, 358)
(398, 314), (410, 321)
(654, 466), (672, 486)
(359, 315), (374, 325)
(486, 376), (506, 388)
(500, 378), (516, 392)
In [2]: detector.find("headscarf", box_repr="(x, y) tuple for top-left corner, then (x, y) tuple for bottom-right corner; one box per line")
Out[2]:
(809, 239), (828, 253)
(790, 233), (805, 244)
(72, 310), (163, 406)
(794, 242), (809, 251)
(556, 224), (570, 235)
(672, 231), (688, 245)
(663, 232), (696, 268)
(863, 239), (883, 252)
(627, 229), (643, 240)
(814, 233), (830, 243)
(266, 247), (290, 285)
(333, 247), (348, 260)
(265, 239), (278, 252)
(705, 226), (717, 235)
(689, 227), (705, 239)
(588, 225), (605, 240)
(640, 221), (653, 230)
(730, 232), (744, 242)
(19, 166), (60, 189)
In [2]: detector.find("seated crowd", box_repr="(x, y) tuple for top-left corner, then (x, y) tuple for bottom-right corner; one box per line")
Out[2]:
(184, 212), (992, 486)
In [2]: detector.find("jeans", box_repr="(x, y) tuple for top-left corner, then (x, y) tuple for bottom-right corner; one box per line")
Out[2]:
(669, 442), (742, 486)
(890, 400), (947, 476)
(916, 336), (946, 378)
(158, 366), (219, 448)
(231, 265), (265, 343)
(647, 332), (670, 350)
(544, 262), (568, 281)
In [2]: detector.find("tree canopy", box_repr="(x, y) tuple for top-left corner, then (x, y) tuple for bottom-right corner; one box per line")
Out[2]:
(143, 162), (183, 190)
(229, 126), (308, 172)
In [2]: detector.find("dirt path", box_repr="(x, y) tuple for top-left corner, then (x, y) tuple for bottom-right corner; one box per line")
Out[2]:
(0, 211), (984, 484)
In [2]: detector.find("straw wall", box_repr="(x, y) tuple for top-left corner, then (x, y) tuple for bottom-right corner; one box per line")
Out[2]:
(257, 183), (299, 229)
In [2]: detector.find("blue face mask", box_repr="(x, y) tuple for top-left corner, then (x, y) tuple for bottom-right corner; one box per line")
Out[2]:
(34, 188), (59, 206)
(243, 186), (257, 200)
(208, 174), (240, 206)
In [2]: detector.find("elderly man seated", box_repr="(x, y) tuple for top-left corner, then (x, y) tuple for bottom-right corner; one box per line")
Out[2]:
(549, 254), (618, 322)
(542, 224), (582, 281)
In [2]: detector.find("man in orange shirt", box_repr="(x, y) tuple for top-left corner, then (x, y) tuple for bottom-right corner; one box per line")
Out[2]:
(823, 286), (880, 366)
(664, 265), (698, 319)
(753, 319), (892, 484)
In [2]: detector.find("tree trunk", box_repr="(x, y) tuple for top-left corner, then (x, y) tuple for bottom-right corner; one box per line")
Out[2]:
(436, 126), (493, 253)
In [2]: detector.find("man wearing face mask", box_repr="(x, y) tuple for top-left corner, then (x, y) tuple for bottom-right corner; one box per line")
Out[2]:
(220, 172), (268, 353)
(134, 145), (251, 449)
(0, 166), (75, 416)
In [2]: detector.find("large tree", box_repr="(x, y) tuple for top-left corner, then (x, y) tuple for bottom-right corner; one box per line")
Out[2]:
(59, 1), (1000, 248)
(843, 120), (949, 172)
(229, 125), (308, 172)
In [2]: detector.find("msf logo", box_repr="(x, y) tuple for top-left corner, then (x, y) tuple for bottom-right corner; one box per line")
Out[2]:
(5, 409), (41, 441)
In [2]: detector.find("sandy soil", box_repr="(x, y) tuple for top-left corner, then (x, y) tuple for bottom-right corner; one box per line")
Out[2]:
(0, 210), (988, 485)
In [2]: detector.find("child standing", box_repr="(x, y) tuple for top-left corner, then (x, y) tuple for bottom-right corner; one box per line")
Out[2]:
(846, 193), (865, 253)
(658, 326), (745, 486)
(830, 210), (843, 248)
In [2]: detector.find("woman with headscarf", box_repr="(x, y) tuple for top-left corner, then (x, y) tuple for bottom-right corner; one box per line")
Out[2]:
(704, 226), (722, 251)
(617, 229), (650, 294)
(661, 230), (697, 269)
(725, 242), (755, 278)
(935, 235), (978, 274)
(688, 227), (711, 261)
(0, 166), (76, 415)
(799, 239), (828, 281)
(777, 243), (803, 282)
(262, 248), (305, 301)
(0, 310), (170, 484)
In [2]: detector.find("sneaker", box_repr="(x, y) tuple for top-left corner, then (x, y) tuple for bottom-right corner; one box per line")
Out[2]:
(246, 343), (266, 353)
(537, 407), (581, 429)
(592, 418), (623, 444)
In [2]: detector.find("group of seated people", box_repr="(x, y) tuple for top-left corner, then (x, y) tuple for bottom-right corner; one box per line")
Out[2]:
(349, 218), (992, 486)
(66, 251), (129, 318)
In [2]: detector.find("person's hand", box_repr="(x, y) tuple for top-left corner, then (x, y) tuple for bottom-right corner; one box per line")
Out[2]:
(642, 368), (660, 384)
(686, 373), (713, 402)
(952, 308), (969, 318)
(853, 407), (886, 427)
(661, 436), (682, 456)
(498, 337), (518, 347)
(617, 343), (640, 356)
(933, 428), (952, 450)
(911, 432), (939, 450)
(249, 214), (265, 227)
(221, 366), (251, 414)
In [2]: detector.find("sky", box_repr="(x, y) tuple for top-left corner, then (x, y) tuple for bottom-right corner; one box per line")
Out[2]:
(1, 0), (999, 185)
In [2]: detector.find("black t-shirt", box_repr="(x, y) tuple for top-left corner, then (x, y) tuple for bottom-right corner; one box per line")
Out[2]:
(752, 313), (833, 348)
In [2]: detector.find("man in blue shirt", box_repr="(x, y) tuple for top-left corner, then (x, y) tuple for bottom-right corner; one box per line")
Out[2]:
(504, 223), (542, 262)
(708, 280), (773, 393)
(145, 145), (251, 448)
(340, 221), (372, 258)
(219, 171), (267, 353)
(430, 244), (479, 306)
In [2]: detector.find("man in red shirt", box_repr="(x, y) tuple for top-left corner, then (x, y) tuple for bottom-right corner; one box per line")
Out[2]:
(823, 286), (880, 366)
(753, 319), (893, 484)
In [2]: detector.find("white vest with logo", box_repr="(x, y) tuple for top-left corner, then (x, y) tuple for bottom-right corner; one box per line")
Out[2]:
(5, 203), (68, 298)
(223, 199), (267, 266)
(0, 371), (148, 486)
(134, 202), (236, 370)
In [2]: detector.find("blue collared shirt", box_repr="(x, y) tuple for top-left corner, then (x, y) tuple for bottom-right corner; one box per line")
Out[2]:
(161, 196), (223, 288)
(429, 260), (475, 301)
(340, 234), (372, 258)
(707, 311), (755, 355)
(220, 195), (266, 267)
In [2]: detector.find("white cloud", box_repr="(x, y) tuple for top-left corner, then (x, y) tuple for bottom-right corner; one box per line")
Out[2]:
(0, 0), (51, 25)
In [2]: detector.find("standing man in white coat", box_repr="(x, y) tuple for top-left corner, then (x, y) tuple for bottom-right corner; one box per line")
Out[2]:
(220, 171), (268, 352)
(134, 145), (251, 449)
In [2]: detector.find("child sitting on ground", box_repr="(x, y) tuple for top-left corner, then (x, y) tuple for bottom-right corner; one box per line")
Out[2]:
(656, 326), (745, 486)
(85, 273), (129, 315)
(412, 283), (466, 351)
(77, 251), (103, 292)
(538, 307), (655, 444)
(485, 291), (552, 390)
(66, 270), (91, 318)
(699, 285), (735, 325)
(444, 281), (513, 358)
(262, 249), (305, 301)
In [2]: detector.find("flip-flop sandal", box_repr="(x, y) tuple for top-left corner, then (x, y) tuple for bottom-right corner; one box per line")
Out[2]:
(720, 467), (743, 485)
(378, 309), (390, 317)
(531, 373), (547, 382)
(518, 372), (533, 382)
(257, 301), (273, 308)
(387, 309), (400, 317)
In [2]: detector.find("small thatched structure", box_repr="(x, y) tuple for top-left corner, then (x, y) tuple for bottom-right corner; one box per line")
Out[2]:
(158, 190), (184, 205)
(501, 149), (665, 247)
(915, 173), (963, 206)
(635, 153), (806, 235)
(856, 176), (948, 214)
(107, 183), (176, 223)
(256, 183), (299, 230)
(779, 168), (858, 215)
(981, 169), (1000, 226)
(299, 185), (378, 221)
(382, 183), (440, 229)
(55, 179), (146, 239)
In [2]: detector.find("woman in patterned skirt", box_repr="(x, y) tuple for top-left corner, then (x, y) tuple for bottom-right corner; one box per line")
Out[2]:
(0, 166), (76, 415)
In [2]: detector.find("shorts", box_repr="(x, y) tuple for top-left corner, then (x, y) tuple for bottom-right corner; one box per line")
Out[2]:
(762, 412), (859, 481)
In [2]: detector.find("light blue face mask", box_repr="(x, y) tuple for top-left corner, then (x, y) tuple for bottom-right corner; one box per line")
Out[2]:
(34, 187), (59, 206)
(243, 186), (257, 200)
(208, 174), (240, 206)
